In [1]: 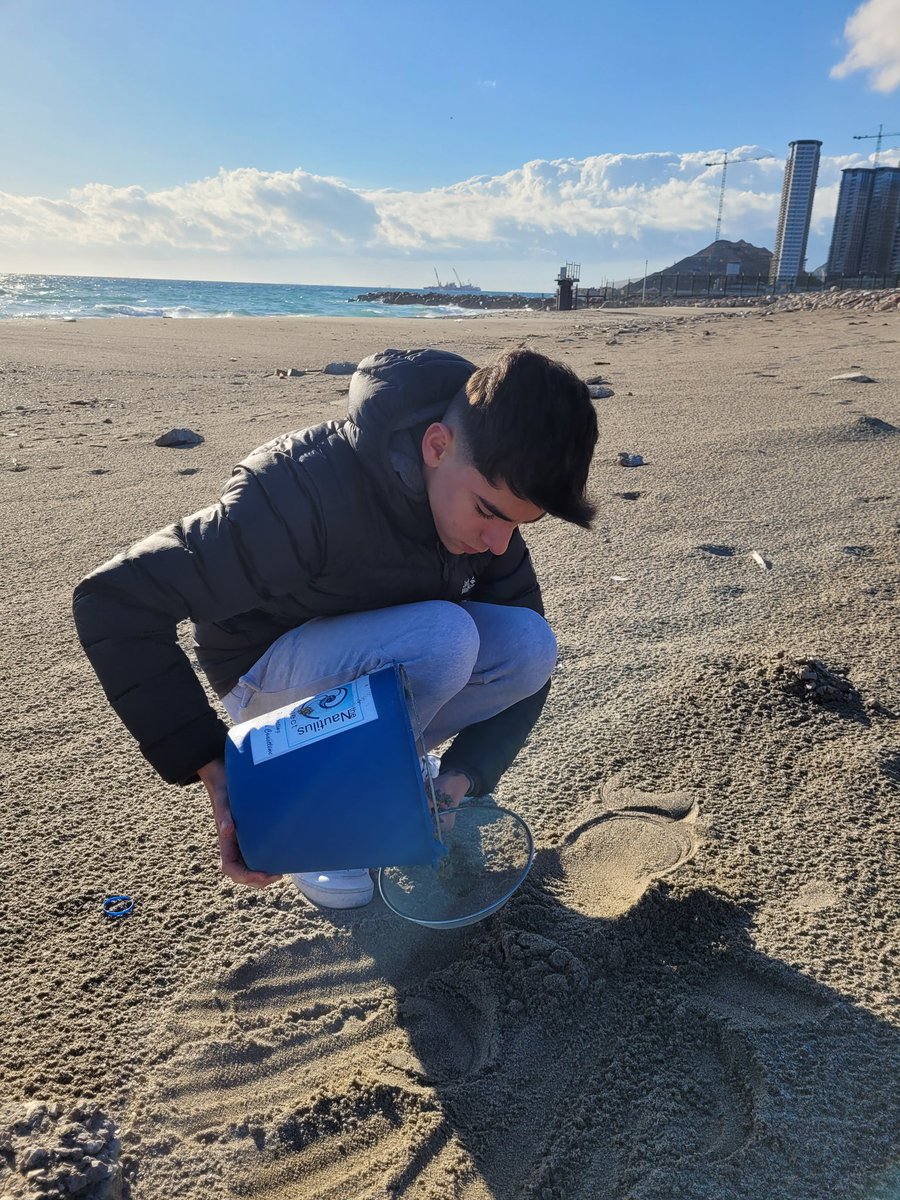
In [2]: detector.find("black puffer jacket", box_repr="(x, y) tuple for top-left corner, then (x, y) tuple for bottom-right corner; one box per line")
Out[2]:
(73, 348), (548, 793)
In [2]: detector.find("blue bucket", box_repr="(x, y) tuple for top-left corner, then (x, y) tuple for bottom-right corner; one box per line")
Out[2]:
(224, 665), (445, 874)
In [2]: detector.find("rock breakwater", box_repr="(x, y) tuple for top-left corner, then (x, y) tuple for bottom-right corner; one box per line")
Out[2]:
(352, 291), (553, 311)
(664, 288), (900, 314)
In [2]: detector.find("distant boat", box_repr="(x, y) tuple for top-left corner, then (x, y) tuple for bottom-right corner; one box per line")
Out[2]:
(423, 267), (482, 294)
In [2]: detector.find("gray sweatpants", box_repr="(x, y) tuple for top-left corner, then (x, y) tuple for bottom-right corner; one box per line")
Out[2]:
(221, 599), (556, 752)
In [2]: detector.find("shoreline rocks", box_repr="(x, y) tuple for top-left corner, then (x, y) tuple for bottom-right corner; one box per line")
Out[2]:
(352, 291), (553, 311)
(352, 286), (899, 317)
(622, 287), (900, 314)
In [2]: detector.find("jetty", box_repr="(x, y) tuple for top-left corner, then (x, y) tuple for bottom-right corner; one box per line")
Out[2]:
(351, 290), (552, 310)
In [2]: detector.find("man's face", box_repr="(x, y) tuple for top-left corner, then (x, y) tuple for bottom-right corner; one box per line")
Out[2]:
(421, 423), (544, 556)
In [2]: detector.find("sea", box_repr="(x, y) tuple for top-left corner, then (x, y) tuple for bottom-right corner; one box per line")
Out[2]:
(0, 273), (545, 322)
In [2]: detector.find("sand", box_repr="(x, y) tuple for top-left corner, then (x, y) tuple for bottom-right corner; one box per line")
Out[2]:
(1, 305), (898, 1199)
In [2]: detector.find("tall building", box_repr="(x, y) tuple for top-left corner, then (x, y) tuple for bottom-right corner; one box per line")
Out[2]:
(827, 165), (900, 276)
(827, 169), (874, 275)
(769, 140), (822, 285)
(864, 167), (900, 273)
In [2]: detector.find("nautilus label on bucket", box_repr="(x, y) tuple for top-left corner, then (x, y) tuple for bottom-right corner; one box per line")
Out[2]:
(247, 675), (378, 763)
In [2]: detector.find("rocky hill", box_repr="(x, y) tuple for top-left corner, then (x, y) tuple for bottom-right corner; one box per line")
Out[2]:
(656, 238), (773, 279)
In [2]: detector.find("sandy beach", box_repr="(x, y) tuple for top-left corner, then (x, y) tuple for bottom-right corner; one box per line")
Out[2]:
(1, 305), (898, 1199)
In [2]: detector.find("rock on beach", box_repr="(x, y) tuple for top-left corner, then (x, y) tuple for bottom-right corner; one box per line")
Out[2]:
(154, 427), (204, 448)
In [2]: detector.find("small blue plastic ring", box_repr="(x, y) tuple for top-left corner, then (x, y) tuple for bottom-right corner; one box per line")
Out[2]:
(103, 894), (134, 918)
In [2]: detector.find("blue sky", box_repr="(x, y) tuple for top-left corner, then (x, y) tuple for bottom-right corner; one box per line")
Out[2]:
(2, 0), (899, 288)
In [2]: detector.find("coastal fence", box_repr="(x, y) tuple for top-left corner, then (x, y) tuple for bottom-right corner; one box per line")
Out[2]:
(574, 271), (900, 307)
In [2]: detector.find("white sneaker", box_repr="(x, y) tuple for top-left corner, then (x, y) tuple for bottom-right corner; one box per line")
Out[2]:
(289, 868), (374, 909)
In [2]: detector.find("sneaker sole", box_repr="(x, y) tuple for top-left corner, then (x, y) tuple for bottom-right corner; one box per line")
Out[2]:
(290, 876), (374, 909)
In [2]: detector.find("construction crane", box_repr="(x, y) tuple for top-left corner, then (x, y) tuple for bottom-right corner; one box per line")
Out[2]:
(704, 152), (771, 242)
(853, 123), (900, 166)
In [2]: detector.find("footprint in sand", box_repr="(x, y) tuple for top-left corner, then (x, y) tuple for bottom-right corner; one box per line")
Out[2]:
(781, 880), (843, 915)
(690, 954), (835, 1033)
(556, 786), (700, 918)
(678, 958), (835, 1163)
(389, 969), (499, 1083)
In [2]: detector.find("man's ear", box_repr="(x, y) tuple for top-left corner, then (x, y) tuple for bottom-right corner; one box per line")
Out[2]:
(421, 422), (454, 468)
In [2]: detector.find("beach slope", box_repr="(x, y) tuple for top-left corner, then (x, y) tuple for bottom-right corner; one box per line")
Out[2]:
(0, 306), (898, 1199)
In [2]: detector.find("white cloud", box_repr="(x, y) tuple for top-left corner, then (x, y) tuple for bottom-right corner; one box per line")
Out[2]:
(831, 0), (900, 91)
(366, 151), (781, 252)
(0, 167), (378, 253)
(0, 147), (889, 285)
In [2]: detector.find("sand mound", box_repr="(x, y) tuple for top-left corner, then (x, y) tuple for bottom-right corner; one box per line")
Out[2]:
(749, 412), (897, 461)
(835, 414), (898, 441)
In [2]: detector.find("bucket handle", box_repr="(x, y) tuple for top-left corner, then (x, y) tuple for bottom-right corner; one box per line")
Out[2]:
(397, 664), (446, 849)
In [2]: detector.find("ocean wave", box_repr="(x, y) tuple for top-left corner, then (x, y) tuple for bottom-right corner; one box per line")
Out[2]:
(341, 299), (483, 320)
(422, 308), (480, 318)
(92, 303), (166, 317)
(85, 303), (236, 319)
(1, 310), (82, 320)
(164, 305), (237, 318)
(0, 273), (541, 321)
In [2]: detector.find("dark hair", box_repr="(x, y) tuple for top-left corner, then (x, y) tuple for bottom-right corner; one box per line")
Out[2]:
(444, 348), (598, 527)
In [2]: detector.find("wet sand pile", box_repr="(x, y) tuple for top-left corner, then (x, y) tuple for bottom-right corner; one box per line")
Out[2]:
(1, 306), (898, 1198)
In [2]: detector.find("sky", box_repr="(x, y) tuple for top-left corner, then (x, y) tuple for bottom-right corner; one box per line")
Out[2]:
(1, 0), (899, 290)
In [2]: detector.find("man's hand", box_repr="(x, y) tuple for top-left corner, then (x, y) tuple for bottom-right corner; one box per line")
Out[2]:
(432, 769), (469, 833)
(198, 758), (281, 889)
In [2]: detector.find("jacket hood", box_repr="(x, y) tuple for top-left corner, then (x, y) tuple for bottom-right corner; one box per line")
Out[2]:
(345, 348), (475, 538)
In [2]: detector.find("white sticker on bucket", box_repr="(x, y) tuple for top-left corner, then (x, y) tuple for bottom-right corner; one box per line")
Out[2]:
(247, 675), (378, 765)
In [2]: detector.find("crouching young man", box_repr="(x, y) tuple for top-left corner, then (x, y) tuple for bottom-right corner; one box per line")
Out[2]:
(73, 347), (599, 908)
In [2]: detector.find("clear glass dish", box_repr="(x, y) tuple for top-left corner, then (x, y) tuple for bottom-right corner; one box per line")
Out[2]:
(378, 802), (534, 928)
